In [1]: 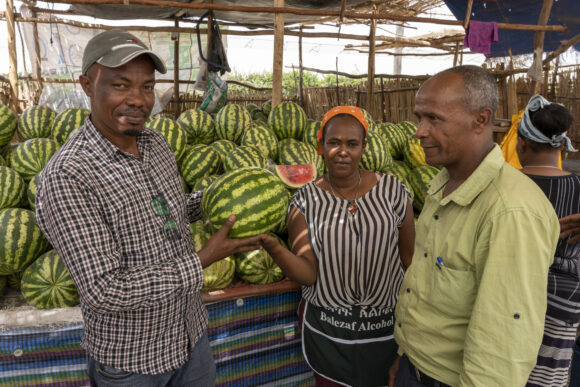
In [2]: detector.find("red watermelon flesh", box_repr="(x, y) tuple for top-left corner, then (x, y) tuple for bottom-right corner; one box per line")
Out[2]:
(275, 164), (316, 188)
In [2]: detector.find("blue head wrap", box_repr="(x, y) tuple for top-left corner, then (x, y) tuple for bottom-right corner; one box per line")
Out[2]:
(517, 95), (577, 152)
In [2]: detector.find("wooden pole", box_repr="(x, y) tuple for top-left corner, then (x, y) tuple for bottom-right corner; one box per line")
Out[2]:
(173, 19), (180, 112)
(543, 32), (580, 65)
(335, 57), (340, 106)
(530, 0), (554, 97)
(298, 25), (303, 107)
(367, 16), (376, 115)
(453, 42), (460, 67)
(463, 0), (474, 29)
(31, 8), (43, 98)
(272, 0), (284, 107)
(380, 76), (386, 122)
(6, 0), (19, 112)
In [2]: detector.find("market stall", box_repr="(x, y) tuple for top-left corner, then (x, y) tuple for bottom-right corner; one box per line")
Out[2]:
(1, 280), (312, 386)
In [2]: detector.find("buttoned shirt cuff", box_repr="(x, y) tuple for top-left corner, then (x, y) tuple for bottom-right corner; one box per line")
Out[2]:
(175, 252), (204, 293)
(186, 191), (204, 223)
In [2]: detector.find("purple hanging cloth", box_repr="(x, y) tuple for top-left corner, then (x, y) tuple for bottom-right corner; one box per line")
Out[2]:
(463, 20), (499, 55)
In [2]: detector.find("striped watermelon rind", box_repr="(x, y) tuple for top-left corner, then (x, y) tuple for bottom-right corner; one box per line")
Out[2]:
(202, 167), (290, 238)
(240, 126), (279, 161)
(190, 221), (235, 291)
(402, 135), (427, 169)
(377, 122), (406, 160)
(27, 173), (41, 209)
(180, 144), (221, 188)
(0, 208), (51, 275)
(407, 165), (440, 212)
(360, 130), (392, 172)
(234, 233), (284, 284)
(302, 120), (321, 150)
(268, 102), (307, 140)
(215, 104), (252, 144)
(193, 175), (220, 192)
(10, 138), (60, 181)
(0, 104), (17, 148)
(278, 140), (324, 178)
(148, 117), (188, 160)
(209, 139), (237, 161)
(51, 108), (90, 145)
(397, 121), (418, 138)
(21, 250), (80, 309)
(223, 146), (268, 172)
(177, 109), (216, 145)
(0, 166), (26, 210)
(17, 105), (56, 140)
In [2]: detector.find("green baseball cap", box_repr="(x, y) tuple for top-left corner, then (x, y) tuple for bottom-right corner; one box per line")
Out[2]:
(82, 30), (167, 75)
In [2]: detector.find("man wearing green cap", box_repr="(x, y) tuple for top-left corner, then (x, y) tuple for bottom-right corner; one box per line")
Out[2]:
(36, 29), (262, 386)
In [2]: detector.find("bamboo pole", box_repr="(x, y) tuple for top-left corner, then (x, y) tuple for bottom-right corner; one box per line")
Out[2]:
(272, 0), (284, 107)
(367, 15), (376, 114)
(293, 66), (430, 80)
(530, 0), (554, 96)
(463, 0), (474, 29)
(20, 1), (568, 32)
(173, 19), (180, 107)
(298, 25), (303, 107)
(543, 32), (580, 65)
(6, 0), (18, 112)
(31, 8), (43, 97)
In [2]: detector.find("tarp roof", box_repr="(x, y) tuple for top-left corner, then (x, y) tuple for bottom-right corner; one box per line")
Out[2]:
(67, 0), (440, 26)
(69, 0), (372, 24)
(444, 0), (580, 58)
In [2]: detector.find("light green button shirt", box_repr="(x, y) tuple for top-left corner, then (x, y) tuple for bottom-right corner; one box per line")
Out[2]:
(394, 145), (559, 387)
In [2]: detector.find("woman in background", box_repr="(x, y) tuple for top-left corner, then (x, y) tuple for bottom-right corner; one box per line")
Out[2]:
(516, 95), (580, 387)
(261, 106), (415, 386)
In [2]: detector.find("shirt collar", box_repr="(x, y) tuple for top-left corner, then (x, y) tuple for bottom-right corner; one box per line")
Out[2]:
(84, 116), (153, 160)
(427, 144), (505, 207)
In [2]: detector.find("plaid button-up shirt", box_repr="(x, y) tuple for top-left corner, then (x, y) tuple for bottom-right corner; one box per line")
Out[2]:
(35, 118), (208, 375)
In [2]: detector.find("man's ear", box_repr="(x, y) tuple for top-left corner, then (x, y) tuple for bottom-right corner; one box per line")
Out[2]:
(79, 74), (93, 97)
(473, 107), (493, 133)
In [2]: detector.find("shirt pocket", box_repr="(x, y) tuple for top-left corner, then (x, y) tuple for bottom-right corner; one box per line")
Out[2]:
(432, 266), (476, 318)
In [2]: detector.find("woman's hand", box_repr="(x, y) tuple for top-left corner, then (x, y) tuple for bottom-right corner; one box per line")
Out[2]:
(560, 213), (580, 244)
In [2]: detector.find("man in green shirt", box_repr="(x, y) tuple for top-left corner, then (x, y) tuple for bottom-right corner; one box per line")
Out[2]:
(392, 65), (559, 386)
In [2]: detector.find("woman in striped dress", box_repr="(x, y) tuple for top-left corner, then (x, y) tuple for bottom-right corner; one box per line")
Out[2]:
(516, 95), (580, 387)
(261, 106), (415, 386)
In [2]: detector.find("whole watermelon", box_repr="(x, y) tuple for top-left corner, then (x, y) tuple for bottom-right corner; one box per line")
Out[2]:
(0, 104), (17, 148)
(51, 107), (90, 144)
(17, 105), (56, 140)
(0, 208), (51, 275)
(0, 166), (26, 209)
(10, 138), (60, 180)
(377, 122), (406, 160)
(215, 104), (252, 144)
(21, 250), (79, 309)
(193, 175), (220, 192)
(202, 167), (289, 238)
(177, 109), (215, 145)
(268, 102), (307, 140)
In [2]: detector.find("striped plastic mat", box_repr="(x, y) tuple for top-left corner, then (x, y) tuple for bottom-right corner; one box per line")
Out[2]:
(0, 290), (314, 387)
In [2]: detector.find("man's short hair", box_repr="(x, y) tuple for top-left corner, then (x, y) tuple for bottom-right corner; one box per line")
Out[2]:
(438, 65), (498, 117)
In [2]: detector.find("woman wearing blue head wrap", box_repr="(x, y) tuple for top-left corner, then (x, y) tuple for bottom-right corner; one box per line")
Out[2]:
(517, 96), (580, 387)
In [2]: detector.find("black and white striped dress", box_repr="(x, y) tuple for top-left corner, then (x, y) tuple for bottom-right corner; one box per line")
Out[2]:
(291, 174), (409, 386)
(291, 173), (408, 309)
(526, 173), (580, 387)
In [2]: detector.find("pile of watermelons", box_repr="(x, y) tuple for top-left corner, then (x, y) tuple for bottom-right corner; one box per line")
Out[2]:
(0, 100), (439, 309)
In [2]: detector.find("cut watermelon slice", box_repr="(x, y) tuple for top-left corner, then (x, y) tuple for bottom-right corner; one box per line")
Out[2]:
(275, 164), (316, 189)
